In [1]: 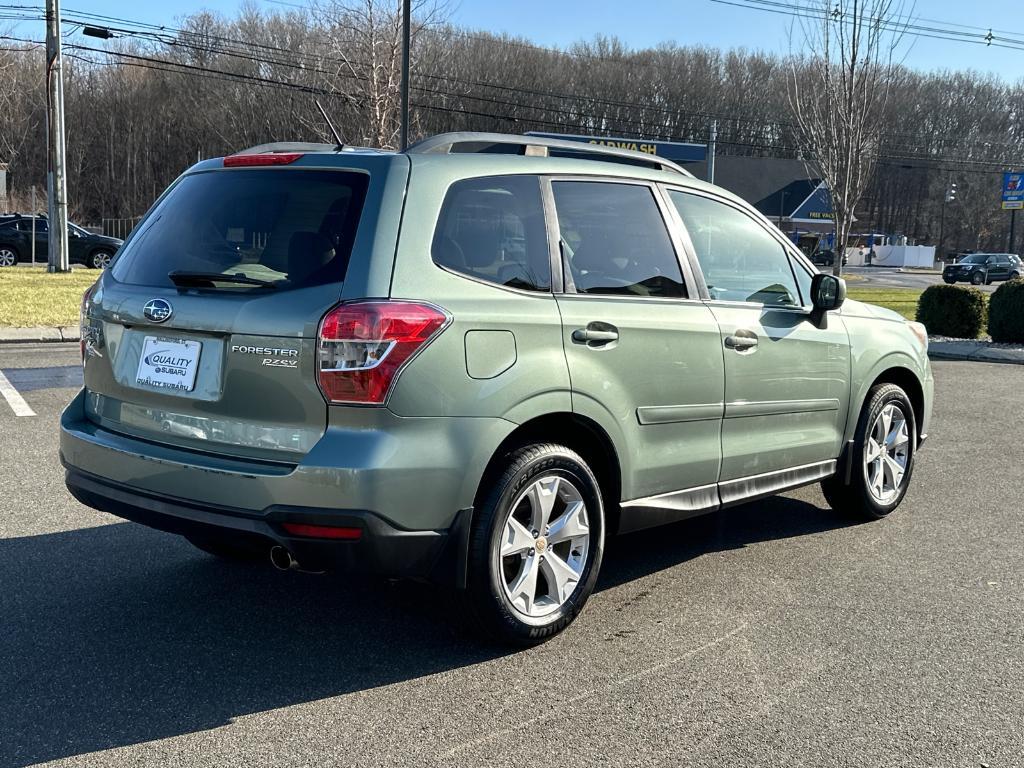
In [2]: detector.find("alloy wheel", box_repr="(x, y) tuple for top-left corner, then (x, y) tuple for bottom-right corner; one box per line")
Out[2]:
(497, 475), (591, 618)
(865, 403), (910, 504)
(0, 248), (15, 267)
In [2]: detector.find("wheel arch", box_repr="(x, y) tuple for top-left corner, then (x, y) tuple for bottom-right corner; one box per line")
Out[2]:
(865, 365), (926, 447)
(473, 412), (624, 536)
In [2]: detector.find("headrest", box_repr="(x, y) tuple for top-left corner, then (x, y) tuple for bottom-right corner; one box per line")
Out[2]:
(454, 221), (502, 268)
(288, 231), (335, 282)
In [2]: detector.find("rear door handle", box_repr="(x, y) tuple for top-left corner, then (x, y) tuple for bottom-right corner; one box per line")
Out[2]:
(572, 324), (619, 345)
(724, 331), (758, 351)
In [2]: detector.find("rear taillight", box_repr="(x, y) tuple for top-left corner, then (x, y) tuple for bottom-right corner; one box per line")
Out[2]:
(222, 152), (303, 167)
(80, 283), (96, 363)
(317, 300), (448, 405)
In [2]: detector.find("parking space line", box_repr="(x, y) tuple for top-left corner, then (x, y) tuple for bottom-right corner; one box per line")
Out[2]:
(0, 369), (36, 417)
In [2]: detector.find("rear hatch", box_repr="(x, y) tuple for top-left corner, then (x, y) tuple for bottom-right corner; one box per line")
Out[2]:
(81, 157), (396, 462)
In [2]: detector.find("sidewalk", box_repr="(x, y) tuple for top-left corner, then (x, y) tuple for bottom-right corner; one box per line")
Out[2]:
(0, 326), (80, 343)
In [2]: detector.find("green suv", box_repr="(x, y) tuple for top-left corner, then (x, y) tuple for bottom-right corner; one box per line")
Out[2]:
(61, 132), (934, 643)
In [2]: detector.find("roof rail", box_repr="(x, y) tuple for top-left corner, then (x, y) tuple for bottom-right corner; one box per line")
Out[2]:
(405, 132), (693, 176)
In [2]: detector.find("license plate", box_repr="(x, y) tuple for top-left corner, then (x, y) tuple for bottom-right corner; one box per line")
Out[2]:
(135, 336), (202, 392)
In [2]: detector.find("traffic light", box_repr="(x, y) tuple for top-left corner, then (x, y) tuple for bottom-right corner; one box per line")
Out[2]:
(945, 183), (957, 203)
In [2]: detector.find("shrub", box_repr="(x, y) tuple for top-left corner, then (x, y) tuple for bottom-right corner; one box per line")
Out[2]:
(987, 278), (1024, 343)
(915, 284), (987, 338)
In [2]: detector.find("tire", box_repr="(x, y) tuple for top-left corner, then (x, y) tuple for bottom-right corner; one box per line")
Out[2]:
(971, 271), (984, 285)
(1011, 272), (1020, 280)
(464, 443), (605, 645)
(942, 277), (956, 284)
(89, 250), (113, 269)
(0, 246), (18, 267)
(821, 383), (916, 520)
(186, 534), (266, 562)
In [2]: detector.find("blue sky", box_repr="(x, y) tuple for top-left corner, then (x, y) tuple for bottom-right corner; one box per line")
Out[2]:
(27, 0), (1024, 80)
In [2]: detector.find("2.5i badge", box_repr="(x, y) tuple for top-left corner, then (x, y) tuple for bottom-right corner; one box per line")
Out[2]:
(230, 344), (299, 369)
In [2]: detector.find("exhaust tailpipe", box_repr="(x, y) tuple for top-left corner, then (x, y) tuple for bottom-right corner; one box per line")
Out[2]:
(270, 545), (299, 571)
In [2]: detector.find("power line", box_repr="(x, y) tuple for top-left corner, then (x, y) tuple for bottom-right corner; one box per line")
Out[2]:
(49, 6), (1024, 158)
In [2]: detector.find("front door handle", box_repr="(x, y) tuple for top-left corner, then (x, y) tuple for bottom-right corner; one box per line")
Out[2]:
(572, 323), (619, 346)
(724, 330), (758, 351)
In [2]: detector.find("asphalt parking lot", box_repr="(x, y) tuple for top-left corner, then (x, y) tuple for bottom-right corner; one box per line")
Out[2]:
(1, 343), (1022, 768)
(844, 265), (1000, 293)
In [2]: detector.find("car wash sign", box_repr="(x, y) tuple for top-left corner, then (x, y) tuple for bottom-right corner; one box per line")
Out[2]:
(1002, 171), (1024, 210)
(790, 181), (835, 223)
(525, 132), (706, 163)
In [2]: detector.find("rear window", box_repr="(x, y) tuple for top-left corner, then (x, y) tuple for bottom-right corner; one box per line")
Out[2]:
(111, 169), (368, 290)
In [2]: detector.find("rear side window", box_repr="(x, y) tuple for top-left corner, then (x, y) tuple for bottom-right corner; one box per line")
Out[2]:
(552, 181), (686, 298)
(432, 175), (550, 292)
(111, 169), (368, 290)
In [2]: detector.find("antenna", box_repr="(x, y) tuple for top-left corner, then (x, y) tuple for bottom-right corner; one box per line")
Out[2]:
(314, 99), (344, 151)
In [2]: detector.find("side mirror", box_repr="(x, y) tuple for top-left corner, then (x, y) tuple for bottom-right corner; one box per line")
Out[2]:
(810, 273), (846, 325)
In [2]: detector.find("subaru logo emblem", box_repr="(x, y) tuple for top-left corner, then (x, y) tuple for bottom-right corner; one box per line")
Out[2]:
(143, 298), (173, 323)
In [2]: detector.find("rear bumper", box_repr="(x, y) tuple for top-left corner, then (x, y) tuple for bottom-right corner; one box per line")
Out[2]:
(64, 466), (469, 579)
(59, 388), (511, 581)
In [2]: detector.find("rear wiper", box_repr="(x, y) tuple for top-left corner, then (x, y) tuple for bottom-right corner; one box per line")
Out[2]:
(168, 270), (279, 289)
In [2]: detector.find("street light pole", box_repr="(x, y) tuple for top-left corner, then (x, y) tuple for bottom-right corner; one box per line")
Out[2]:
(399, 0), (411, 151)
(707, 120), (717, 184)
(45, 0), (70, 272)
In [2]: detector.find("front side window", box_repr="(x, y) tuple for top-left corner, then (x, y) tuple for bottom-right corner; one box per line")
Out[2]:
(552, 181), (686, 298)
(669, 191), (801, 306)
(432, 175), (550, 292)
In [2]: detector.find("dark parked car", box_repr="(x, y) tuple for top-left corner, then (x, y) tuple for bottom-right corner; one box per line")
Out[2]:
(0, 215), (123, 268)
(942, 253), (1022, 285)
(810, 249), (848, 267)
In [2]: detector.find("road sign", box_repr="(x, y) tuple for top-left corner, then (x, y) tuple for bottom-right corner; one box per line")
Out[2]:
(1002, 171), (1024, 210)
(524, 131), (706, 163)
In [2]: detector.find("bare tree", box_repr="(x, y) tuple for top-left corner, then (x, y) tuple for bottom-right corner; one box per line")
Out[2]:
(789, 0), (911, 275)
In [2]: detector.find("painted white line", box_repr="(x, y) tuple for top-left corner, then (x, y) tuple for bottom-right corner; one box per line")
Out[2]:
(0, 369), (36, 417)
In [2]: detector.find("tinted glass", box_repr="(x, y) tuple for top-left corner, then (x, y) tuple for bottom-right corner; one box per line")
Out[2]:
(18, 219), (46, 232)
(670, 191), (801, 306)
(111, 169), (368, 290)
(962, 254), (986, 264)
(432, 175), (550, 292)
(552, 181), (685, 298)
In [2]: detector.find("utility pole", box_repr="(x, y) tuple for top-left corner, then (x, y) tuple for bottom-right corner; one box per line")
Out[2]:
(30, 187), (36, 264)
(1010, 209), (1017, 255)
(399, 0), (411, 151)
(938, 179), (956, 262)
(45, 0), (70, 272)
(707, 120), (717, 184)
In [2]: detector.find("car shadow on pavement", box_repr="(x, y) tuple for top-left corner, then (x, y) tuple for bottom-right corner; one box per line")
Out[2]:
(0, 495), (854, 766)
(599, 494), (860, 591)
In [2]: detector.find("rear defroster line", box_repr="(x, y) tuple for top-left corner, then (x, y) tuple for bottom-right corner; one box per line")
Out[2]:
(0, 369), (36, 417)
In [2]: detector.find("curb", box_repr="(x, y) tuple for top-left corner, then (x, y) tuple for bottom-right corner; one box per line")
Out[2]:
(928, 341), (1024, 365)
(0, 326), (80, 344)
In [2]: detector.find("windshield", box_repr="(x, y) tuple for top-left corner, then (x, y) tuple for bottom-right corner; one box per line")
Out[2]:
(110, 169), (368, 290)
(960, 254), (987, 264)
